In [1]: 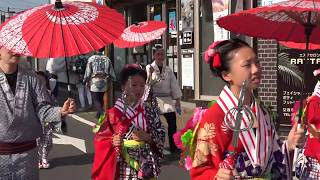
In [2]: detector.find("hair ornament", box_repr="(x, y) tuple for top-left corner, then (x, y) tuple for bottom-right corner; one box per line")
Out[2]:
(204, 40), (226, 69)
(313, 68), (320, 77)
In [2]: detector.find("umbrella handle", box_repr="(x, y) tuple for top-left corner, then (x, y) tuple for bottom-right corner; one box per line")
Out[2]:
(54, 0), (64, 9)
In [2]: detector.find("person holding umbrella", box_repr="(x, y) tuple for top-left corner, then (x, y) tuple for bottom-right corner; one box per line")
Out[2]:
(189, 39), (303, 180)
(292, 68), (320, 179)
(0, 47), (76, 178)
(92, 64), (165, 180)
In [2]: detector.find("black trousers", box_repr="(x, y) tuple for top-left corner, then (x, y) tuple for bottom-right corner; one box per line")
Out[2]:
(163, 112), (178, 152)
(91, 91), (105, 118)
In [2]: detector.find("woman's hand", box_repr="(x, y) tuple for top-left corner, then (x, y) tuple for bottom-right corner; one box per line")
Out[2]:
(131, 130), (152, 143)
(113, 134), (123, 147)
(215, 168), (237, 180)
(287, 122), (304, 151)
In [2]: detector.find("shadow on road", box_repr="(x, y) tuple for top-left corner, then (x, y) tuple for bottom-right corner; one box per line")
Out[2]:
(161, 154), (181, 166)
(50, 153), (94, 168)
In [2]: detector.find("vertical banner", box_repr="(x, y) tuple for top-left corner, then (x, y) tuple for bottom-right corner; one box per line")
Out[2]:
(168, 11), (177, 34)
(277, 49), (320, 125)
(212, 0), (229, 41)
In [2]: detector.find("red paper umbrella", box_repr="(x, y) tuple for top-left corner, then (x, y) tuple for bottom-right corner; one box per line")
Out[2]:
(217, 0), (320, 49)
(0, 0), (125, 58)
(280, 41), (320, 50)
(113, 21), (166, 48)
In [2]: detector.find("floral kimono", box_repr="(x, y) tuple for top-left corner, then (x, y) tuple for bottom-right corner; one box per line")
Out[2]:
(92, 94), (165, 180)
(190, 86), (291, 180)
(294, 94), (320, 179)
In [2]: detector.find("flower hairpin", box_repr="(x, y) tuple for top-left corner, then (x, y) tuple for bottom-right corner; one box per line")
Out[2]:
(204, 40), (226, 70)
(313, 68), (320, 77)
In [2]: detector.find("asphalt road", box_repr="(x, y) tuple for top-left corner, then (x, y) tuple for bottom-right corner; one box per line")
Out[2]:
(39, 112), (190, 180)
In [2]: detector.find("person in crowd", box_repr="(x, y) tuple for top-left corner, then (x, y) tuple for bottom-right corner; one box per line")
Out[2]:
(188, 39), (303, 180)
(0, 47), (76, 179)
(146, 45), (182, 153)
(83, 48), (116, 119)
(92, 64), (165, 180)
(46, 57), (66, 98)
(72, 54), (92, 111)
(293, 68), (320, 179)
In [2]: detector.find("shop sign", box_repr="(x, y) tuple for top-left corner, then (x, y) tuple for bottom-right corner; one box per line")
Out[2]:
(277, 49), (320, 124)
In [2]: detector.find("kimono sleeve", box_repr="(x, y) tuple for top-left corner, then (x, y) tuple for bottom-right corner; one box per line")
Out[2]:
(146, 95), (165, 158)
(33, 75), (61, 123)
(190, 115), (226, 179)
(271, 122), (291, 180)
(307, 98), (320, 125)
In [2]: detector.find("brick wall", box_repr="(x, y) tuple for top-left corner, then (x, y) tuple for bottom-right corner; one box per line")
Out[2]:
(257, 39), (278, 111)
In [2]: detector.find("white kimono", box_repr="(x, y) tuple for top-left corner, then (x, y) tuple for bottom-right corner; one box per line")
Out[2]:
(146, 61), (182, 114)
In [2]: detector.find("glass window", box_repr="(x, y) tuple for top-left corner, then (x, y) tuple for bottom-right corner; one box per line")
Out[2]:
(199, 0), (257, 96)
(200, 0), (225, 96)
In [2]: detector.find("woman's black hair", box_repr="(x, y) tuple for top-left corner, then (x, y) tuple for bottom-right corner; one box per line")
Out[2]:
(119, 64), (147, 86)
(208, 38), (251, 81)
(36, 71), (50, 90)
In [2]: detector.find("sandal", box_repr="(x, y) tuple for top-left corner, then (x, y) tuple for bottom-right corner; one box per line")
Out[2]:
(40, 160), (50, 169)
(38, 161), (43, 169)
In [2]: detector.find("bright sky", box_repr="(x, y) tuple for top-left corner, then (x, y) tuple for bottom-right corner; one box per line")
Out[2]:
(0, 0), (49, 12)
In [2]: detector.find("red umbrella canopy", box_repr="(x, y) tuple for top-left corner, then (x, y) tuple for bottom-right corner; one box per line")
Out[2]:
(280, 41), (320, 50)
(113, 21), (166, 48)
(0, 1), (125, 58)
(217, 0), (320, 44)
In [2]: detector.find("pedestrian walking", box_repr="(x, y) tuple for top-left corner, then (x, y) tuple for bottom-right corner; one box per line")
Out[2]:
(146, 45), (182, 153)
(83, 48), (116, 119)
(46, 57), (66, 98)
(0, 47), (76, 179)
(92, 64), (165, 180)
(72, 54), (93, 111)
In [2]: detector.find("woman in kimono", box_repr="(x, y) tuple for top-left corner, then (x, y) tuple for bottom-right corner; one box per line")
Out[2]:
(92, 64), (165, 180)
(190, 39), (303, 180)
(294, 68), (320, 179)
(146, 46), (182, 153)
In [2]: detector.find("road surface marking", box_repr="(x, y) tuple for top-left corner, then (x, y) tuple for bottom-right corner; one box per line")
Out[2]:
(53, 133), (87, 153)
(68, 114), (95, 127)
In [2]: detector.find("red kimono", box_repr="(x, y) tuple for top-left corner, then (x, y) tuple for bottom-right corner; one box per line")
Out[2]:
(92, 97), (165, 180)
(91, 107), (129, 180)
(190, 86), (291, 180)
(304, 95), (320, 161)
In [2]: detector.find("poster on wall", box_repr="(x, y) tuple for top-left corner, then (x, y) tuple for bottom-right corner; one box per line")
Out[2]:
(212, 0), (229, 41)
(154, 14), (161, 21)
(277, 49), (320, 125)
(181, 0), (193, 31)
(168, 11), (177, 34)
(181, 53), (194, 89)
